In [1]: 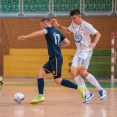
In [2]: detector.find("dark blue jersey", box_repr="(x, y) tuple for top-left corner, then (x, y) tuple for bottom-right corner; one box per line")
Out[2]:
(44, 27), (65, 57)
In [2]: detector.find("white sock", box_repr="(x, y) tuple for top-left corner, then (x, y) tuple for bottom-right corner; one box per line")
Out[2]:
(74, 75), (89, 95)
(86, 73), (102, 90)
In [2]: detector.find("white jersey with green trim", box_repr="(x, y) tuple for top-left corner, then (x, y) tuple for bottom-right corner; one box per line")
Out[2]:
(68, 20), (98, 52)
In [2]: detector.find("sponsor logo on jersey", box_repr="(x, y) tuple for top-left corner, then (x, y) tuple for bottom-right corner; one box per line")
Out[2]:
(74, 32), (82, 43)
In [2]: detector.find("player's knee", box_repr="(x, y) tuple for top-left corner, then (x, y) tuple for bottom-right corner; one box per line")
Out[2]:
(70, 70), (77, 77)
(80, 70), (88, 78)
(37, 68), (46, 78)
(37, 72), (42, 78)
(54, 78), (62, 85)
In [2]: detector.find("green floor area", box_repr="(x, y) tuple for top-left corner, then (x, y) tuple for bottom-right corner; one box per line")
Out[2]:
(3, 80), (117, 88)
(85, 82), (117, 88)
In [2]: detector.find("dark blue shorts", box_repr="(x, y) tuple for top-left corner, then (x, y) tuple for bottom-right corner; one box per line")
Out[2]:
(43, 56), (63, 79)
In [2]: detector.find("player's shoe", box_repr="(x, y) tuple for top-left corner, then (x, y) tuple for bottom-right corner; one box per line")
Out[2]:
(0, 77), (4, 86)
(83, 92), (94, 104)
(98, 89), (106, 100)
(30, 94), (44, 104)
(77, 85), (85, 99)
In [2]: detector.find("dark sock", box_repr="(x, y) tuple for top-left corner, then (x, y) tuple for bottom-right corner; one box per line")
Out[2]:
(37, 78), (44, 94)
(61, 79), (78, 89)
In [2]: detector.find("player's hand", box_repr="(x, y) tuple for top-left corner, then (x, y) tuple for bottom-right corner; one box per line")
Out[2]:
(18, 35), (27, 40)
(51, 19), (57, 24)
(51, 19), (59, 27)
(88, 43), (96, 49)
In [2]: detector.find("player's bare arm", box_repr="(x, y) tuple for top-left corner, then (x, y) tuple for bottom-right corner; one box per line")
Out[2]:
(18, 30), (45, 40)
(61, 38), (70, 47)
(89, 32), (101, 48)
(51, 19), (71, 34)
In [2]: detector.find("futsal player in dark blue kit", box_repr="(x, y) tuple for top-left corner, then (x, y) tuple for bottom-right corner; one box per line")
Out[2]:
(18, 18), (85, 104)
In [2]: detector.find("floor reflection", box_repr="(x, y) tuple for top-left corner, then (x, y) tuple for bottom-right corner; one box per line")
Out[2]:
(84, 105), (94, 117)
(14, 105), (24, 117)
(83, 105), (107, 117)
(30, 106), (44, 117)
(0, 87), (3, 100)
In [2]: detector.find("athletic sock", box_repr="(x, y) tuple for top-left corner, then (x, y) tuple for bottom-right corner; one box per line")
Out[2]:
(61, 79), (78, 89)
(74, 75), (89, 95)
(86, 73), (102, 90)
(37, 78), (44, 94)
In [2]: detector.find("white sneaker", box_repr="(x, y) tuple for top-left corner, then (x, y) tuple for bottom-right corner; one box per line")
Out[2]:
(98, 89), (106, 100)
(83, 92), (94, 104)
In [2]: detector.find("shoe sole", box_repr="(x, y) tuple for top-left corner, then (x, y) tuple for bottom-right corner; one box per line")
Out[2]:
(100, 96), (106, 100)
(83, 94), (94, 104)
(30, 100), (44, 104)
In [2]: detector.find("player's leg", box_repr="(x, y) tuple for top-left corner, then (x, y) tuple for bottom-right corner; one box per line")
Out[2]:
(74, 75), (94, 104)
(52, 56), (85, 99)
(84, 51), (106, 101)
(70, 52), (91, 103)
(54, 77), (85, 99)
(70, 68), (90, 95)
(30, 68), (46, 104)
(79, 68), (106, 101)
(70, 67), (93, 104)
(81, 51), (94, 103)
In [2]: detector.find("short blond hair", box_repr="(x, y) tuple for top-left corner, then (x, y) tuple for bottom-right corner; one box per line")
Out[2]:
(40, 17), (51, 24)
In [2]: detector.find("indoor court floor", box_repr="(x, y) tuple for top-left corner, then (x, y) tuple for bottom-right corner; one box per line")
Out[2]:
(0, 78), (117, 117)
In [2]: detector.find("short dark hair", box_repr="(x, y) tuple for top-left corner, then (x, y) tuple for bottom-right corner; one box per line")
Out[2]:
(70, 9), (81, 16)
(40, 17), (51, 23)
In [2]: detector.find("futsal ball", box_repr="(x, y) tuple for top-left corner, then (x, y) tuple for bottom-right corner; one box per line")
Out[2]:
(14, 93), (25, 103)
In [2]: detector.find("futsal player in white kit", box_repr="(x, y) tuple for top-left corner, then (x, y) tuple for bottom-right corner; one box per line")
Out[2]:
(52, 9), (106, 104)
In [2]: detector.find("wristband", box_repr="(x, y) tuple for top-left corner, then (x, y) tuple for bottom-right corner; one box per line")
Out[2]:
(59, 25), (61, 28)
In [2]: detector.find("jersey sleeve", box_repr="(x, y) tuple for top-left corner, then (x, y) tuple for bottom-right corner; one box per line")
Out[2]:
(60, 33), (66, 41)
(86, 23), (98, 35)
(68, 22), (74, 32)
(43, 27), (50, 35)
(43, 29), (48, 34)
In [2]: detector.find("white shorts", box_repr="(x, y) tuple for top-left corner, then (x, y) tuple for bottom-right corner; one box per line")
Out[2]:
(71, 51), (93, 69)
